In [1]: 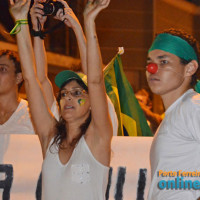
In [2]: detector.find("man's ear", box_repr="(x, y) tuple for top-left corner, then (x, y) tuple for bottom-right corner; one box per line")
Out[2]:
(15, 72), (23, 85)
(185, 60), (198, 77)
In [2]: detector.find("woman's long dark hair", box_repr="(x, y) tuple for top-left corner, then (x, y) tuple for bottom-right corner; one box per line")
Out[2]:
(51, 79), (91, 151)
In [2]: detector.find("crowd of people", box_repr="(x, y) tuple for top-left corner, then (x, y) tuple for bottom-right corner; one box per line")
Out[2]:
(0, 0), (200, 199)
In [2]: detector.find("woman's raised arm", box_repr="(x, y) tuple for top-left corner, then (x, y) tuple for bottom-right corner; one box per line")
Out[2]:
(84, 0), (112, 141)
(9, 0), (56, 154)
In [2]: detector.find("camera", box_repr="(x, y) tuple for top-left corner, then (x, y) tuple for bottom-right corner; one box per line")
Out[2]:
(42, 0), (64, 16)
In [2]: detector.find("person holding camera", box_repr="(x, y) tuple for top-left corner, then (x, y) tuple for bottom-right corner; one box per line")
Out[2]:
(9, 0), (112, 200)
(29, 0), (59, 119)
(30, 0), (118, 135)
(29, 0), (86, 113)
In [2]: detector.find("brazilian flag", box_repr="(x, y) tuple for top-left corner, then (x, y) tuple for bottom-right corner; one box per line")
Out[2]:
(104, 52), (152, 136)
(195, 80), (200, 93)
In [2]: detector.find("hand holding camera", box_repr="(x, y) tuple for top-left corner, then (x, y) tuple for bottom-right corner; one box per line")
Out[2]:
(30, 0), (47, 31)
(54, 0), (81, 29)
(30, 0), (81, 39)
(30, 0), (65, 36)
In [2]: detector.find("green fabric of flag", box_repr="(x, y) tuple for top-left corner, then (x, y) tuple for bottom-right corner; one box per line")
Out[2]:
(195, 80), (200, 93)
(104, 53), (152, 136)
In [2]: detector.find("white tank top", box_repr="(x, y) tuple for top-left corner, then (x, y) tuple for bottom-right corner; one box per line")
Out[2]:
(42, 136), (109, 200)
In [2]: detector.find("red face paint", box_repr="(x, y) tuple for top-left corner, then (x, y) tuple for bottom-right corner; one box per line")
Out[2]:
(147, 63), (158, 74)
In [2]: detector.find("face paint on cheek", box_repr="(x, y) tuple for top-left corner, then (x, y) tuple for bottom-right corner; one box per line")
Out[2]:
(60, 99), (65, 110)
(78, 99), (86, 106)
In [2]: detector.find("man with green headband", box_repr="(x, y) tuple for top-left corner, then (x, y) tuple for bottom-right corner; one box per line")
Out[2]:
(146, 28), (200, 200)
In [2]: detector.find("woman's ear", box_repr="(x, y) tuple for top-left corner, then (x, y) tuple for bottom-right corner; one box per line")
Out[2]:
(185, 60), (198, 77)
(15, 72), (23, 84)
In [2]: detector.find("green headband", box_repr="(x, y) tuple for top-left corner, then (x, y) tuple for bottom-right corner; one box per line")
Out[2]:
(148, 33), (198, 62)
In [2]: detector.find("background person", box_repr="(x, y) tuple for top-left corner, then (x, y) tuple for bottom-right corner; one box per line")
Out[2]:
(135, 88), (162, 134)
(0, 49), (34, 134)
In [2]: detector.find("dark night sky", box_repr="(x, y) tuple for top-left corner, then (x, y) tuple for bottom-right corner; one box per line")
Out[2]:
(0, 0), (36, 33)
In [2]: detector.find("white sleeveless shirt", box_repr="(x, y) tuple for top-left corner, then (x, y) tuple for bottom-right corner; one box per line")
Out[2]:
(42, 136), (109, 200)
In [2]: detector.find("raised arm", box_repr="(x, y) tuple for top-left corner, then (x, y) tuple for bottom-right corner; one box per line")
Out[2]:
(30, 0), (54, 108)
(30, 0), (87, 109)
(9, 0), (55, 154)
(84, 0), (112, 140)
(55, 0), (87, 74)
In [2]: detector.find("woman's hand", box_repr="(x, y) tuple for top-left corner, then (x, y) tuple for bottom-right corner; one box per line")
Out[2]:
(54, 0), (81, 29)
(83, 0), (110, 22)
(30, 0), (47, 31)
(9, 0), (31, 20)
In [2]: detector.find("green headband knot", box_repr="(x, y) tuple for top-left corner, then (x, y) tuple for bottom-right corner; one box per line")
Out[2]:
(148, 33), (198, 62)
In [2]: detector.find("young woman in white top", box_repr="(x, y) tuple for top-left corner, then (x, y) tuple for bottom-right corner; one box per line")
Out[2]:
(9, 0), (112, 199)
